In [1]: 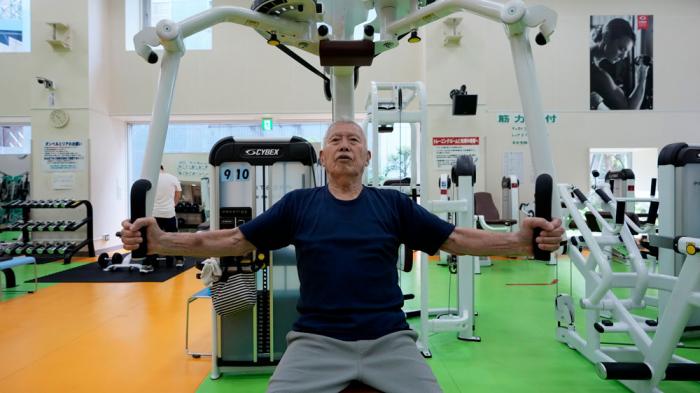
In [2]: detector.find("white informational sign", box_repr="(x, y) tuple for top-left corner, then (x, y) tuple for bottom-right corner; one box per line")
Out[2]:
(176, 159), (209, 180)
(51, 172), (76, 190)
(503, 152), (525, 182)
(494, 113), (559, 145)
(42, 140), (87, 172)
(432, 136), (480, 170)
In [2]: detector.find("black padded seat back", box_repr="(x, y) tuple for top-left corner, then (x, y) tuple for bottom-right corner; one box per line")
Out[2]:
(475, 192), (516, 226)
(475, 192), (501, 221)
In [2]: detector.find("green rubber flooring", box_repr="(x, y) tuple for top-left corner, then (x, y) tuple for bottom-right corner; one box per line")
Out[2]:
(196, 257), (700, 393)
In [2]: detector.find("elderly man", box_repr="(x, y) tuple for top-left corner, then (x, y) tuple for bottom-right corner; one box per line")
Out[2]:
(121, 121), (564, 393)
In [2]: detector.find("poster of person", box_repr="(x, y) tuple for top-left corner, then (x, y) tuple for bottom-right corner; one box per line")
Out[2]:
(590, 15), (653, 110)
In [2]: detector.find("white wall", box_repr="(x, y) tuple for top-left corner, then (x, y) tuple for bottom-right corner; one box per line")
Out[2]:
(423, 0), (700, 210)
(107, 0), (424, 116)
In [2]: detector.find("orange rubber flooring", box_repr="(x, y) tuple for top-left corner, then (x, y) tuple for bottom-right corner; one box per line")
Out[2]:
(0, 257), (212, 392)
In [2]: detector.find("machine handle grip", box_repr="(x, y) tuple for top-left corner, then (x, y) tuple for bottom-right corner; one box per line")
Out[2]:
(650, 178), (657, 197)
(533, 174), (553, 261)
(130, 179), (152, 259)
(646, 201), (659, 225)
(615, 201), (626, 225)
(595, 188), (612, 204)
(572, 188), (587, 203)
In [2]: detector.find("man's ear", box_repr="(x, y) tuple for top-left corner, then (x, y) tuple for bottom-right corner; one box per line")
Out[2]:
(366, 150), (372, 166)
(319, 149), (325, 167)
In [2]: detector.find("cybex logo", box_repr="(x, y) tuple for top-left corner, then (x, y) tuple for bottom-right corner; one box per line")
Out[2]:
(244, 148), (280, 156)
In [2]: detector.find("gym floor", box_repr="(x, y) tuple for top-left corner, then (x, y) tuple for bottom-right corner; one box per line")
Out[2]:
(1, 255), (698, 392)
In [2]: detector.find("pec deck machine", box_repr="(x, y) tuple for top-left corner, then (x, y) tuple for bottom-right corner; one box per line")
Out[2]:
(128, 0), (561, 377)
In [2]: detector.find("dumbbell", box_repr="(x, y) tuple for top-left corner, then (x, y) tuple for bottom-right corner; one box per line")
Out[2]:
(54, 199), (70, 208)
(45, 243), (60, 255)
(45, 221), (62, 231)
(13, 243), (29, 255)
(58, 221), (75, 231)
(635, 55), (652, 66)
(23, 243), (37, 255)
(31, 221), (48, 231)
(9, 220), (25, 230)
(22, 221), (36, 231)
(34, 243), (50, 255)
(56, 242), (74, 255)
(2, 242), (23, 255)
(97, 252), (124, 269)
(34, 222), (50, 231)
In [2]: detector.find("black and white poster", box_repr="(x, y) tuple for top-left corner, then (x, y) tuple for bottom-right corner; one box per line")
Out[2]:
(590, 15), (653, 110)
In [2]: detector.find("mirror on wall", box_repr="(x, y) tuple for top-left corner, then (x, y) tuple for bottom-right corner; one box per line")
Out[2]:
(0, 125), (32, 229)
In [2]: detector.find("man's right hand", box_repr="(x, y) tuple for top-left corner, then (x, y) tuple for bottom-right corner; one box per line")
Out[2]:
(120, 217), (163, 254)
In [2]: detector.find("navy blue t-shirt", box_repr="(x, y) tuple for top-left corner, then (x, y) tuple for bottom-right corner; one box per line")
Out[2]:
(239, 186), (455, 341)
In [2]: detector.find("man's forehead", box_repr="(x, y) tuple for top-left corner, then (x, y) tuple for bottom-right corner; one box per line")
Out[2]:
(326, 123), (364, 138)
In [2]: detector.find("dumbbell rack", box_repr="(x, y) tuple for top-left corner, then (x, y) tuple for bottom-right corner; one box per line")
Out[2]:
(175, 201), (203, 230)
(0, 199), (95, 264)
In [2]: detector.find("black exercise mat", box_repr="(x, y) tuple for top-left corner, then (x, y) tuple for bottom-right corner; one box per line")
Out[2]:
(30, 257), (199, 283)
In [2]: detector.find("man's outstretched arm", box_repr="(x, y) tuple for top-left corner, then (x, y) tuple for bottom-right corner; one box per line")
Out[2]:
(121, 217), (256, 258)
(440, 217), (564, 257)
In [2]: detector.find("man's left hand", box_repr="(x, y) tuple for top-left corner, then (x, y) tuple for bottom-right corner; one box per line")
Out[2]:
(518, 217), (565, 255)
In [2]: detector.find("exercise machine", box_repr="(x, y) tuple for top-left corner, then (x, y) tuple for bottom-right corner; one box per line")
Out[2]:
(416, 157), (554, 356)
(126, 0), (562, 374)
(657, 143), (700, 332)
(129, 0), (561, 236)
(555, 176), (700, 392)
(416, 155), (479, 357)
(605, 169), (635, 199)
(207, 137), (316, 378)
(364, 81), (424, 194)
(501, 175), (520, 232)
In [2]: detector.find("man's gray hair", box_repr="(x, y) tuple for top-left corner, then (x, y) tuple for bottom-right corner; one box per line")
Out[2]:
(323, 121), (366, 145)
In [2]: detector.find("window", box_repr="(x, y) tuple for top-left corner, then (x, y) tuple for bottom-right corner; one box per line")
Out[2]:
(0, 125), (31, 154)
(127, 121), (328, 185)
(125, 0), (212, 51)
(0, 0), (31, 52)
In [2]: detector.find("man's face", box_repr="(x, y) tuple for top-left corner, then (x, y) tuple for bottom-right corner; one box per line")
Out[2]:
(319, 123), (371, 180)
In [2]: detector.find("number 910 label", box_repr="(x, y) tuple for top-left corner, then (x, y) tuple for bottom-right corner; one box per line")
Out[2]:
(220, 164), (251, 182)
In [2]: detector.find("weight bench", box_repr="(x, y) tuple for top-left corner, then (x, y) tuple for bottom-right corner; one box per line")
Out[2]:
(0, 256), (38, 294)
(185, 286), (212, 358)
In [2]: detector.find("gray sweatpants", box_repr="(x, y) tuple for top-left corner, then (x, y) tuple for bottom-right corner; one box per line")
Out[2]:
(266, 330), (442, 393)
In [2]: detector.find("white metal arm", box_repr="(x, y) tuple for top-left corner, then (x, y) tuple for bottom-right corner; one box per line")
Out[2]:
(135, 7), (312, 62)
(133, 0), (559, 220)
(388, 0), (559, 219)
